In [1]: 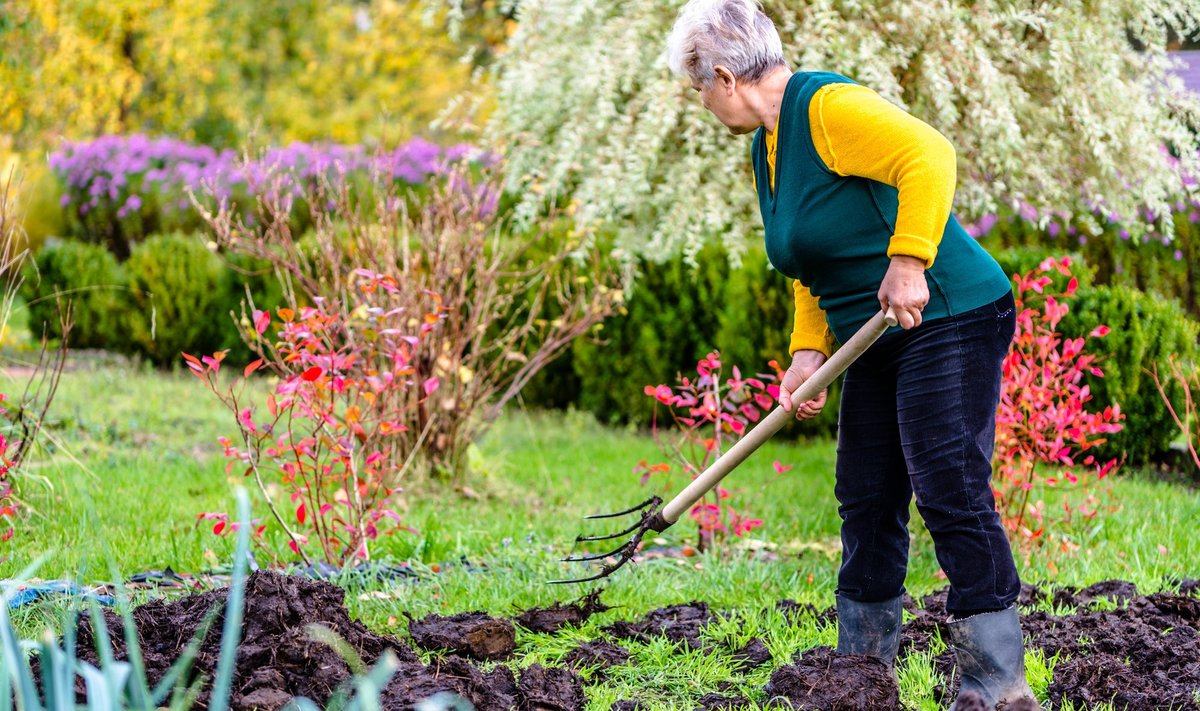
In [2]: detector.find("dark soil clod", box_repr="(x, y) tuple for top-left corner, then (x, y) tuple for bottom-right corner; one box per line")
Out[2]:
(730, 638), (772, 672)
(776, 599), (833, 625)
(407, 610), (517, 660)
(1000, 697), (1043, 711)
(1047, 579), (1139, 609)
(563, 640), (631, 675)
(951, 691), (989, 710)
(517, 663), (586, 711)
(383, 655), (519, 710)
(695, 691), (750, 709)
(764, 646), (901, 711)
(515, 590), (611, 634)
(604, 601), (712, 649)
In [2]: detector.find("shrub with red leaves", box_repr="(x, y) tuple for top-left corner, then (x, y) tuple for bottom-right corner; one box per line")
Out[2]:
(638, 353), (793, 553)
(994, 256), (1124, 560)
(187, 271), (445, 566)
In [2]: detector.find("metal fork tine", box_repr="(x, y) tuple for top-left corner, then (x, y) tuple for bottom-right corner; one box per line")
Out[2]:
(582, 496), (659, 520)
(550, 496), (666, 584)
(561, 549), (624, 563)
(575, 519), (645, 543)
(547, 567), (621, 585)
(549, 549), (638, 584)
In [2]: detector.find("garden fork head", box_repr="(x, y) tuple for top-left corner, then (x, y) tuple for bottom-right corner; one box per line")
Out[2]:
(548, 495), (672, 584)
(546, 310), (898, 586)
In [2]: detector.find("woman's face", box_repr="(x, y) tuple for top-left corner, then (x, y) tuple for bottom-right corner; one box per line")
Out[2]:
(691, 66), (755, 135)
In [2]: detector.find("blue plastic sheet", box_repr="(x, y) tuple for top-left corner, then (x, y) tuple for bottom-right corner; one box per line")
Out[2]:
(6, 580), (114, 608)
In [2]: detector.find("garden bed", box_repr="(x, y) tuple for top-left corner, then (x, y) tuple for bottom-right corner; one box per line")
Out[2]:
(48, 571), (1200, 710)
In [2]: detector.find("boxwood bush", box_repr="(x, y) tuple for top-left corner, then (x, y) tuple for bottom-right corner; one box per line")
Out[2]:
(20, 239), (129, 349)
(124, 233), (233, 365)
(1058, 283), (1200, 466)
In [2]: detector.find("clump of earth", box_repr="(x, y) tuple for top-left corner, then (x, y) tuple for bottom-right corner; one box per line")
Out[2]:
(36, 571), (1200, 710)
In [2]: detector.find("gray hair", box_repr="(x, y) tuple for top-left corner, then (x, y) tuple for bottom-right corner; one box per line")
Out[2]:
(666, 0), (785, 86)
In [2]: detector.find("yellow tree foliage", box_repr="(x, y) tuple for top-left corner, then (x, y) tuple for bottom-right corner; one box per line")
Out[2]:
(0, 0), (472, 154)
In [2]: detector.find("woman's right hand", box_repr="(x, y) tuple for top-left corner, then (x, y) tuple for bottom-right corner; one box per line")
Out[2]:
(779, 349), (829, 420)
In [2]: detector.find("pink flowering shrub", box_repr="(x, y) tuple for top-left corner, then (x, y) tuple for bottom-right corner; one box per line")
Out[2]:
(189, 271), (446, 566)
(638, 352), (792, 553)
(994, 256), (1124, 558)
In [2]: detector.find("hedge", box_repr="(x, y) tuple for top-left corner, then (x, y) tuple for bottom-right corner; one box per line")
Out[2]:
(20, 240), (128, 349)
(528, 242), (1200, 466)
(22, 236), (284, 366)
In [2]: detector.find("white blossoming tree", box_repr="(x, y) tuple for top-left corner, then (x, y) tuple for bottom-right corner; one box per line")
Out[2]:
(454, 0), (1200, 261)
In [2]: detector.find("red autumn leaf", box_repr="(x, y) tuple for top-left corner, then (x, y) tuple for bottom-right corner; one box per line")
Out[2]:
(301, 366), (323, 381)
(423, 377), (439, 395)
(213, 521), (226, 535)
(253, 309), (271, 335)
(244, 358), (264, 378)
(296, 502), (307, 524)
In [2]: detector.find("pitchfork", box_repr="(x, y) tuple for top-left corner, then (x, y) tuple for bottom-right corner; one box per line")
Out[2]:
(549, 308), (899, 584)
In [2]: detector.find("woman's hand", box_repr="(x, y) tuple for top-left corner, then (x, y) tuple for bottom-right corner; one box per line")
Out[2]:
(878, 255), (929, 329)
(779, 349), (828, 420)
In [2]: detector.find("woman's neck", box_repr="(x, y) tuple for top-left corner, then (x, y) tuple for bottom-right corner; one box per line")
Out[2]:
(749, 67), (794, 134)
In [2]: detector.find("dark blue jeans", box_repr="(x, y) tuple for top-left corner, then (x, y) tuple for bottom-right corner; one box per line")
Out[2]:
(834, 291), (1019, 616)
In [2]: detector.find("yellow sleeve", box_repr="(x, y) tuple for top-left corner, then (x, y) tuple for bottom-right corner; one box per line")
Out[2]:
(790, 280), (836, 357)
(808, 83), (957, 267)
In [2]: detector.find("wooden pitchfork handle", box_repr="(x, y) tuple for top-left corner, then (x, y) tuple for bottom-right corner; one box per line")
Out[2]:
(649, 307), (898, 530)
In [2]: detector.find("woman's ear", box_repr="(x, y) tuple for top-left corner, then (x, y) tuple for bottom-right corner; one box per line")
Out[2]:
(714, 65), (736, 94)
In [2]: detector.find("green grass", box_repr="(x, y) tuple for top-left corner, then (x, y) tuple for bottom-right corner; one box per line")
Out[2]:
(3, 363), (1200, 709)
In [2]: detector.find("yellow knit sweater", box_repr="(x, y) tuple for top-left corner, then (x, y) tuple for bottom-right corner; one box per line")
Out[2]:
(761, 82), (958, 357)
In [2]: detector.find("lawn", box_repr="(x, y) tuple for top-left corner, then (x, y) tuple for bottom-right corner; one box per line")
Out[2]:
(4, 362), (1200, 709)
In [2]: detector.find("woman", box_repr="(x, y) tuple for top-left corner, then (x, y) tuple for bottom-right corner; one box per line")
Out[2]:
(667, 2), (1039, 709)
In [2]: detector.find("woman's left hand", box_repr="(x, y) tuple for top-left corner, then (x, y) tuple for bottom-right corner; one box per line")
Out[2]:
(878, 255), (929, 329)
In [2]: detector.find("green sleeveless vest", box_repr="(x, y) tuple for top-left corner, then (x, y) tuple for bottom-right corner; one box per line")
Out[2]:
(751, 71), (1012, 344)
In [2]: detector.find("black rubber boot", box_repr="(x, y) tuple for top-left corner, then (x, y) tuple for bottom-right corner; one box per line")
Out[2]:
(947, 607), (1042, 710)
(835, 594), (903, 665)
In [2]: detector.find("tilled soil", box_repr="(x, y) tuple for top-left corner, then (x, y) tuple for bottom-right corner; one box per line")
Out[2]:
(730, 638), (772, 672)
(43, 571), (1200, 710)
(66, 572), (571, 710)
(407, 610), (517, 660)
(764, 647), (899, 710)
(516, 664), (586, 711)
(563, 640), (631, 676)
(515, 591), (610, 634)
(901, 579), (1200, 710)
(603, 601), (712, 649)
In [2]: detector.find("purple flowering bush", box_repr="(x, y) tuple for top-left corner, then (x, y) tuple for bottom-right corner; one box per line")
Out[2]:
(49, 135), (488, 258)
